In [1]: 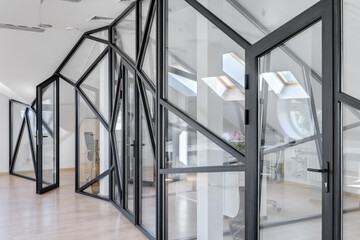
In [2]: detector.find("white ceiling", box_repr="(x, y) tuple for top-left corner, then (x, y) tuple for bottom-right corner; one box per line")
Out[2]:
(0, 0), (132, 103)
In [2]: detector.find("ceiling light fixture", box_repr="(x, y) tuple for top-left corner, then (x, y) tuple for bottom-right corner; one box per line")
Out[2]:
(0, 23), (45, 33)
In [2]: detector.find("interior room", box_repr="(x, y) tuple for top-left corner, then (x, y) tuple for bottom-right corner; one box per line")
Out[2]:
(0, 0), (359, 240)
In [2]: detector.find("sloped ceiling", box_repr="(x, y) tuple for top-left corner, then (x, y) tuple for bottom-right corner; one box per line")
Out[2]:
(0, 0), (132, 103)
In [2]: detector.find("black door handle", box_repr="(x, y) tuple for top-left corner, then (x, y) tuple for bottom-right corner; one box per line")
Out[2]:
(307, 168), (328, 173)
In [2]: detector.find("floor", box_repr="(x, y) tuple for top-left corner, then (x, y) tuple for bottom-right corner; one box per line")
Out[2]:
(0, 170), (147, 240)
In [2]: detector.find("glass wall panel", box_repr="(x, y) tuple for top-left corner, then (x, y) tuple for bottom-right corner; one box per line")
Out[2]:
(342, 105), (360, 240)
(89, 30), (109, 41)
(60, 39), (107, 83)
(258, 22), (322, 239)
(114, 7), (136, 61)
(11, 103), (26, 156)
(142, 13), (156, 85)
(165, 111), (244, 168)
(167, 171), (245, 239)
(125, 69), (136, 213)
(114, 53), (122, 103)
(197, 0), (318, 44)
(84, 175), (109, 198)
(166, 0), (246, 152)
(78, 96), (109, 190)
(13, 125), (35, 179)
(80, 53), (110, 123)
(343, 0), (360, 98)
(141, 0), (151, 40)
(140, 98), (156, 235)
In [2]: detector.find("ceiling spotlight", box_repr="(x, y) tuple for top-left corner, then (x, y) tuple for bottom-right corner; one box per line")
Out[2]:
(66, 27), (80, 31)
(38, 23), (52, 28)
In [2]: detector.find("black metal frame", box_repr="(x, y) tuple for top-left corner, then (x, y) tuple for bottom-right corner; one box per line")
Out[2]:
(7, 0), (354, 239)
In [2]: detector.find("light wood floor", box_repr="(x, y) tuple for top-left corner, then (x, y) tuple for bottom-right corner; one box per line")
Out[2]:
(0, 170), (147, 240)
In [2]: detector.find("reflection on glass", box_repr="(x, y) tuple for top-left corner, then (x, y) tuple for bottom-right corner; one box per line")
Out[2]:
(140, 97), (156, 235)
(13, 123), (35, 179)
(113, 170), (121, 206)
(165, 111), (243, 168)
(89, 29), (109, 41)
(197, 0), (318, 44)
(167, 172), (245, 240)
(11, 103), (26, 156)
(126, 70), (136, 213)
(258, 22), (322, 239)
(84, 175), (109, 198)
(142, 12), (156, 85)
(166, 0), (246, 152)
(79, 96), (109, 195)
(80, 54), (110, 123)
(342, 105), (360, 240)
(144, 83), (155, 127)
(114, 7), (136, 61)
(61, 39), (107, 83)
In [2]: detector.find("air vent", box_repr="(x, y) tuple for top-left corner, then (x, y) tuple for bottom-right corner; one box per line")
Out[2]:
(0, 23), (45, 33)
(88, 16), (114, 22)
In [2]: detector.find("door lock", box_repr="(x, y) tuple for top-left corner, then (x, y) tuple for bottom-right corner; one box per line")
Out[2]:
(307, 161), (329, 193)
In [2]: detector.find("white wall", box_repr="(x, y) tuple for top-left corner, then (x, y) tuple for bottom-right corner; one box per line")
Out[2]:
(0, 92), (10, 173)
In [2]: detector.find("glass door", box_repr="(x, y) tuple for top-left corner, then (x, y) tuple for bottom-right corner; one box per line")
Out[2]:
(36, 76), (59, 194)
(256, 21), (329, 239)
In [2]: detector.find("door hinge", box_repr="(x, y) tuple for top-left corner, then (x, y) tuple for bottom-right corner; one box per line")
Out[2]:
(244, 74), (249, 90)
(245, 109), (249, 125)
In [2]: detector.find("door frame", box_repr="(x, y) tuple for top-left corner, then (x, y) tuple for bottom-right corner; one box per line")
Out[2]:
(245, 1), (336, 239)
(36, 75), (60, 194)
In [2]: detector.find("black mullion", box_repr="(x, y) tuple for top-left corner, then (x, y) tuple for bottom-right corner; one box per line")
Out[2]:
(55, 77), (60, 188)
(85, 25), (110, 36)
(250, 0), (325, 57)
(337, 93), (360, 111)
(160, 99), (246, 164)
(75, 90), (80, 191)
(84, 35), (109, 45)
(77, 88), (110, 131)
(36, 83), (43, 194)
(110, 132), (123, 200)
(122, 64), (129, 212)
(9, 101), (12, 169)
(10, 118), (26, 173)
(135, 75), (141, 225)
(56, 37), (85, 74)
(110, 2), (136, 29)
(78, 168), (112, 192)
(9, 99), (30, 108)
(108, 28), (114, 206)
(245, 49), (259, 240)
(185, 0), (251, 49)
(159, 165), (246, 174)
(77, 191), (110, 201)
(76, 47), (109, 86)
(137, 0), (156, 69)
(156, 0), (165, 239)
(25, 109), (37, 179)
(136, 0), (141, 59)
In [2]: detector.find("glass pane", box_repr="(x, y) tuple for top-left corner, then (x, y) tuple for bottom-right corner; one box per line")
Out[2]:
(114, 7), (136, 61)
(60, 39), (107, 83)
(13, 125), (35, 179)
(166, 0), (246, 152)
(112, 170), (121, 206)
(165, 111), (244, 168)
(167, 171), (245, 239)
(80, 54), (110, 123)
(140, 100), (156, 235)
(258, 22), (322, 239)
(141, 0), (151, 40)
(343, 0), (360, 98)
(343, 105), (360, 239)
(11, 103), (26, 156)
(84, 174), (109, 198)
(142, 13), (156, 85)
(79, 96), (110, 188)
(144, 83), (155, 127)
(90, 29), (109, 41)
(126, 69), (136, 213)
(27, 109), (37, 155)
(114, 83), (123, 193)
(197, 0), (318, 44)
(42, 82), (56, 186)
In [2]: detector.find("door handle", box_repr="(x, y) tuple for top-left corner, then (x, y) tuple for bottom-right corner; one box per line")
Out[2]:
(307, 161), (329, 193)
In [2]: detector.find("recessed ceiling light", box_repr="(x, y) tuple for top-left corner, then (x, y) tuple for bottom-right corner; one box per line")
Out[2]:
(66, 27), (80, 31)
(0, 23), (45, 33)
